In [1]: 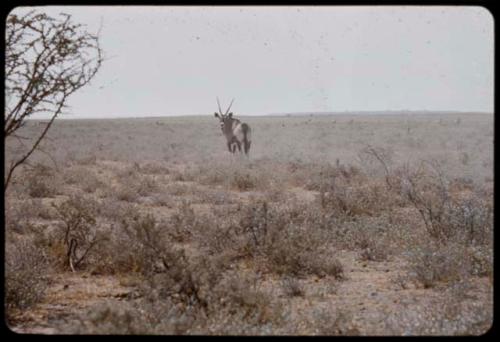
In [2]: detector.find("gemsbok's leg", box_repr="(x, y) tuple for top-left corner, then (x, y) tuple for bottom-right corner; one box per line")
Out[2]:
(244, 141), (251, 155)
(227, 141), (233, 153)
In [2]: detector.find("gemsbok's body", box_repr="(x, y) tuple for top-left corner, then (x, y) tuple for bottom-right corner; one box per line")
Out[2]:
(214, 98), (252, 155)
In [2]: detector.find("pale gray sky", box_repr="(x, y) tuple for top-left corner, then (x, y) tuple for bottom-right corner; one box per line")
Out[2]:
(10, 6), (494, 118)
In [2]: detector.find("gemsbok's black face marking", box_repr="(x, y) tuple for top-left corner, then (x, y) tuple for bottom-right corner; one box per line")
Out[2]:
(214, 98), (252, 155)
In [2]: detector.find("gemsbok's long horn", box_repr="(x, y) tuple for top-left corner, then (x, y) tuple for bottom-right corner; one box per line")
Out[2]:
(225, 98), (235, 115)
(217, 97), (223, 115)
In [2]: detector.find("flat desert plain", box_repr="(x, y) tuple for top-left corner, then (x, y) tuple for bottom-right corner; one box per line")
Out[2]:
(5, 112), (493, 335)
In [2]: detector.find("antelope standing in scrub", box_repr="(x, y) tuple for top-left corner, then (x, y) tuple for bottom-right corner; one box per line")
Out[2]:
(214, 98), (252, 155)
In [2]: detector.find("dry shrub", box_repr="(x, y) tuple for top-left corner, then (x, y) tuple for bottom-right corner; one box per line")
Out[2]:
(445, 192), (493, 246)
(281, 276), (305, 297)
(5, 236), (50, 314)
(164, 182), (191, 196)
(4, 200), (30, 234)
(263, 188), (287, 203)
(12, 198), (56, 224)
(62, 166), (83, 186)
(99, 198), (140, 224)
(398, 160), (493, 246)
(196, 189), (235, 205)
(118, 212), (176, 275)
(67, 268), (283, 335)
(331, 215), (398, 254)
(468, 245), (493, 278)
(136, 175), (160, 196)
(27, 176), (56, 198)
(150, 192), (176, 207)
(358, 145), (395, 188)
(62, 165), (105, 194)
(311, 307), (359, 335)
(138, 161), (170, 175)
(188, 161), (270, 191)
(8, 198), (59, 225)
(307, 164), (395, 219)
(171, 170), (190, 182)
(406, 241), (469, 289)
(72, 154), (97, 166)
(112, 176), (159, 202)
(302, 162), (342, 191)
(229, 170), (258, 191)
(140, 269), (285, 335)
(194, 209), (242, 261)
(80, 209), (170, 275)
(283, 160), (314, 187)
(114, 164), (160, 199)
(61, 301), (150, 335)
(168, 201), (197, 242)
(25, 163), (59, 198)
(144, 252), (228, 308)
(358, 238), (389, 262)
(267, 242), (344, 279)
(123, 255), (234, 334)
(384, 287), (493, 335)
(103, 210), (217, 277)
(211, 273), (283, 328)
(318, 178), (391, 217)
(201, 224), (240, 257)
(397, 161), (452, 239)
(143, 251), (208, 310)
(114, 183), (139, 202)
(341, 216), (395, 262)
(185, 162), (226, 185)
(51, 195), (103, 271)
(448, 177), (475, 193)
(234, 201), (344, 279)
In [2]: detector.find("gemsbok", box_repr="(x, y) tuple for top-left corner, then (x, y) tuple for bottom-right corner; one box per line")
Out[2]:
(214, 98), (252, 155)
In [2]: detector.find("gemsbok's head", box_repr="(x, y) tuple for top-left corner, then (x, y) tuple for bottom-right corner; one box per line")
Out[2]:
(214, 97), (252, 155)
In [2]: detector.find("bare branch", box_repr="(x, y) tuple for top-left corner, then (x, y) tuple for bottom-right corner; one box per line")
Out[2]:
(74, 235), (103, 268)
(4, 97), (64, 191)
(4, 10), (103, 192)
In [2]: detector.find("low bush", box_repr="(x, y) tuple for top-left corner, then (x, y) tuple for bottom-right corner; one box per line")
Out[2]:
(118, 212), (175, 276)
(233, 201), (344, 279)
(168, 201), (198, 242)
(5, 236), (50, 315)
(114, 164), (160, 199)
(406, 241), (468, 289)
(281, 276), (305, 297)
(52, 196), (103, 271)
(26, 163), (59, 198)
(63, 166), (105, 194)
(359, 238), (389, 262)
(62, 302), (150, 334)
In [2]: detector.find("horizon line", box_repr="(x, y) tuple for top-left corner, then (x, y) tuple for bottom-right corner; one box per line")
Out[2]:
(26, 110), (494, 120)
